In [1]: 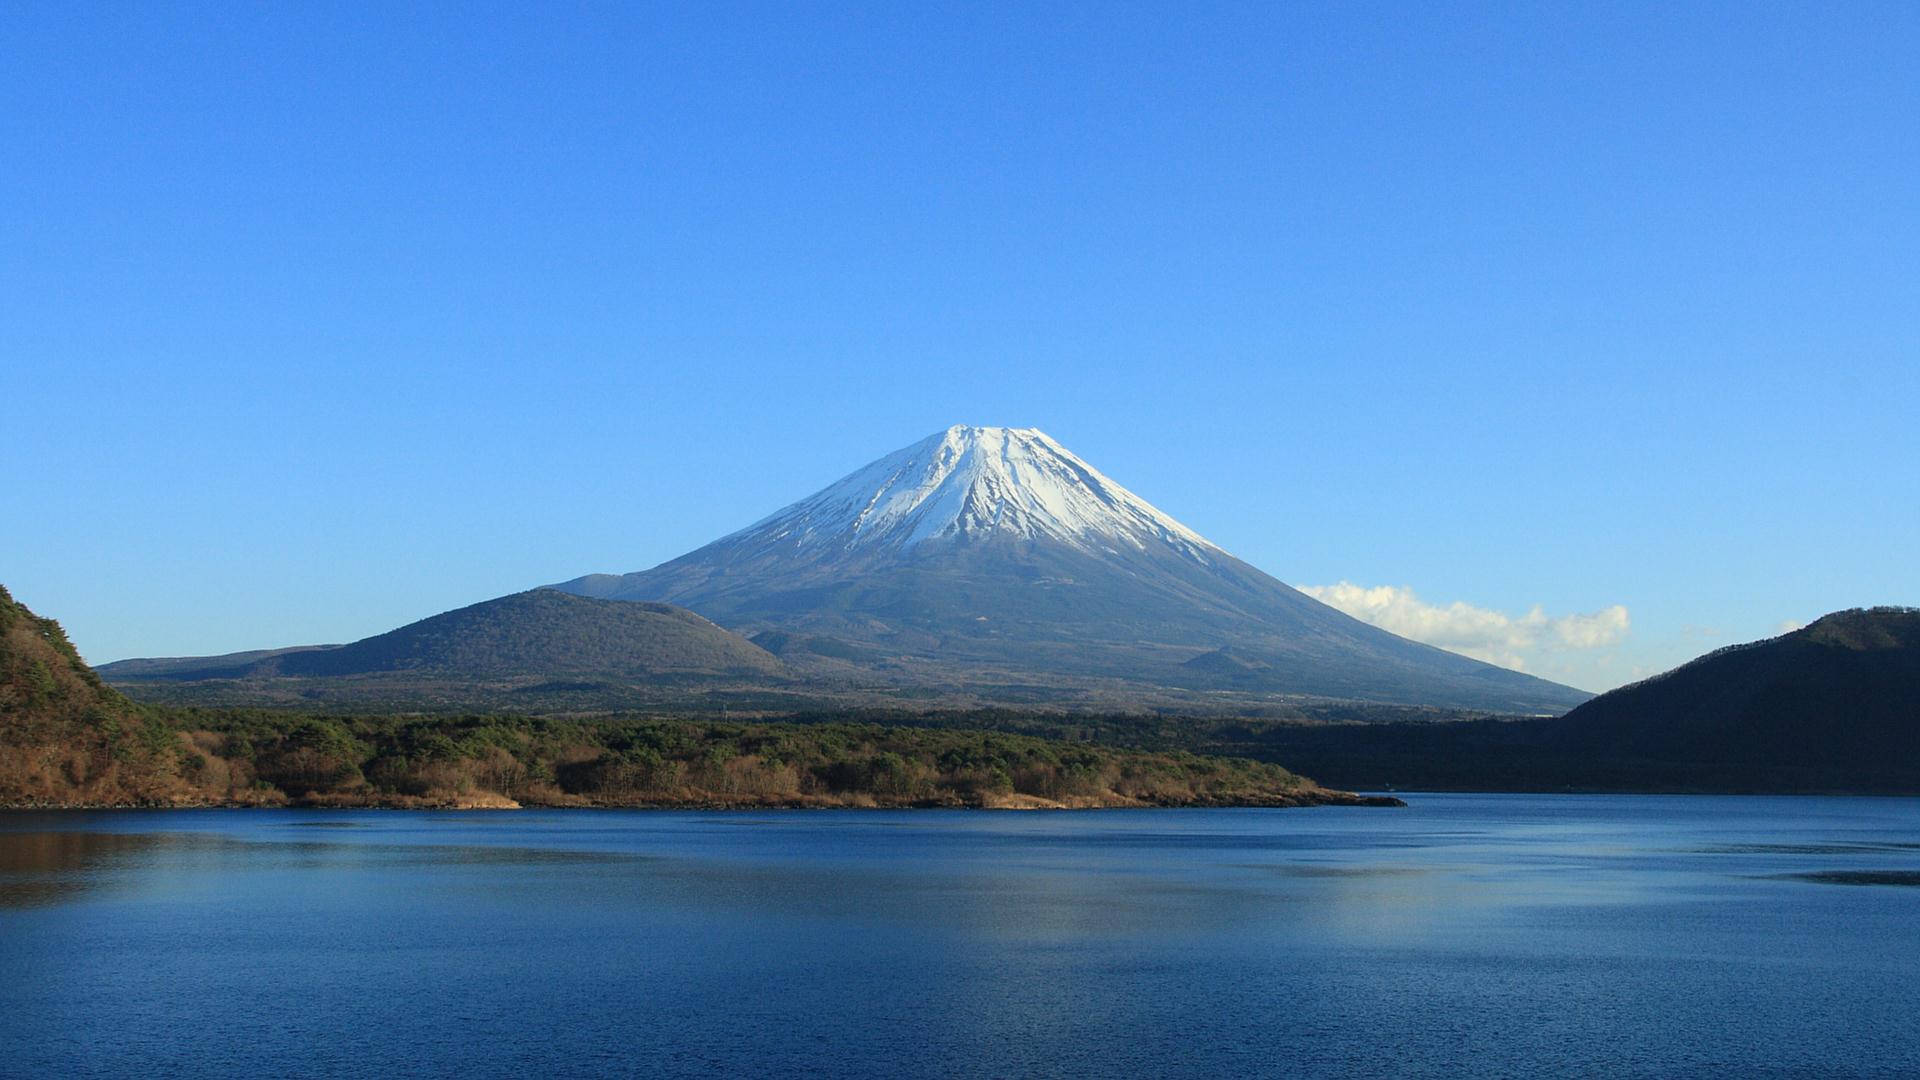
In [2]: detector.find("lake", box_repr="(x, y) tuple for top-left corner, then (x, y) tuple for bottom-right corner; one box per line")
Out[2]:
(3, 795), (1917, 1078)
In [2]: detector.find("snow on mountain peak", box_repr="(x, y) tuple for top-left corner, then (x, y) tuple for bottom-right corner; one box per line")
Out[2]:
(729, 425), (1223, 560)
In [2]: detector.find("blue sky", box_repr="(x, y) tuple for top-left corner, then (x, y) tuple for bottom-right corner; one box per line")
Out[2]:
(4, 2), (1915, 691)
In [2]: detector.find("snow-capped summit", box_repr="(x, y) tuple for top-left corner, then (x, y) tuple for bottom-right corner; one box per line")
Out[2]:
(553, 426), (1591, 713)
(732, 425), (1218, 562)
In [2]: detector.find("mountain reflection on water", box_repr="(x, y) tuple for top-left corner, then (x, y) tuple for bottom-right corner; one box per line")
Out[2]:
(2, 796), (1917, 1079)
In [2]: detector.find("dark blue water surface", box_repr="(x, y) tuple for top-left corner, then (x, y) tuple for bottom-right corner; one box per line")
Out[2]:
(4, 795), (1919, 1078)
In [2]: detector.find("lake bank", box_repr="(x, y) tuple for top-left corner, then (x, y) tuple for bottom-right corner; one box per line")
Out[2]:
(0, 785), (1404, 811)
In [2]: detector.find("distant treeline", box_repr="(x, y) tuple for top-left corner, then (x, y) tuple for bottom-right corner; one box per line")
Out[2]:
(759, 706), (1920, 795)
(13, 699), (1348, 808)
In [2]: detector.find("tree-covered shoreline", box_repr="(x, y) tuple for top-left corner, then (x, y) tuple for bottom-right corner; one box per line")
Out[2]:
(108, 709), (1392, 810)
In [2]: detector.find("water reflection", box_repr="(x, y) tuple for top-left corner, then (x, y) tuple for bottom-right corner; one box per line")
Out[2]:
(1245, 863), (1430, 878)
(0, 831), (171, 908)
(0, 827), (657, 910)
(1777, 870), (1920, 887)
(1691, 842), (1920, 855)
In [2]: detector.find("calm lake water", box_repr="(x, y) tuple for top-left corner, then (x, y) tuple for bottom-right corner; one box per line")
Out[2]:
(3, 795), (1918, 1079)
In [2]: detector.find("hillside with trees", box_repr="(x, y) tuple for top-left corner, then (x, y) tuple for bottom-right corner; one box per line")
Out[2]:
(1542, 607), (1920, 783)
(147, 710), (1393, 809)
(1111, 609), (1920, 794)
(100, 590), (786, 681)
(0, 585), (216, 805)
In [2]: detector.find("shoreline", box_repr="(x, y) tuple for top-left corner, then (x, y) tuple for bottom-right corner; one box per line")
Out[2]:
(0, 788), (1406, 812)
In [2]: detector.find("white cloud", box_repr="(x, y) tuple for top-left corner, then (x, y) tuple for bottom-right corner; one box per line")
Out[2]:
(1299, 581), (1630, 672)
(1776, 620), (1805, 634)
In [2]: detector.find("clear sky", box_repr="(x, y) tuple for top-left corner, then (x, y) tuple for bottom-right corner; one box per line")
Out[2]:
(4, 2), (1916, 691)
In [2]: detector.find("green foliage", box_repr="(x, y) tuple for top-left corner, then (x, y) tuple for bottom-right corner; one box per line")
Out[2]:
(137, 713), (176, 756)
(117, 706), (1316, 807)
(22, 659), (58, 703)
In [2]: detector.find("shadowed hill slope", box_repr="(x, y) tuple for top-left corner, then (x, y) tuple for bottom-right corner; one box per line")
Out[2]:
(102, 590), (786, 682)
(1547, 607), (1920, 769)
(1173, 608), (1920, 794)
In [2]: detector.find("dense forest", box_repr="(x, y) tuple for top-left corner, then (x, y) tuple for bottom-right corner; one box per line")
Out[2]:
(140, 710), (1387, 809)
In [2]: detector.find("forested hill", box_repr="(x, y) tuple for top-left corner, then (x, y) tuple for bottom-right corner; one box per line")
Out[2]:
(101, 590), (786, 681)
(1193, 608), (1920, 794)
(0, 585), (194, 804)
(1548, 607), (1920, 769)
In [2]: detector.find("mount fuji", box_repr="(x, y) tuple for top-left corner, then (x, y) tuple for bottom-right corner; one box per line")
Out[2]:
(555, 426), (1589, 712)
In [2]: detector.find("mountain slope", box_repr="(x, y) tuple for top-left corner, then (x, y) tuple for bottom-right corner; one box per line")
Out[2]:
(0, 585), (203, 804)
(1547, 607), (1920, 769)
(557, 426), (1588, 712)
(102, 590), (785, 682)
(1212, 608), (1920, 794)
(98, 646), (339, 681)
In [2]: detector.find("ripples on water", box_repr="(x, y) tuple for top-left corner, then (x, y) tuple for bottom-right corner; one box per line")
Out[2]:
(2, 795), (1917, 1079)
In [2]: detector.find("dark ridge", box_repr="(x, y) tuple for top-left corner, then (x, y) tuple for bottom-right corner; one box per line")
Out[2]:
(1547, 607), (1920, 768)
(102, 590), (786, 682)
